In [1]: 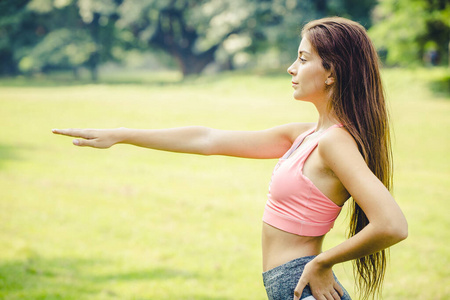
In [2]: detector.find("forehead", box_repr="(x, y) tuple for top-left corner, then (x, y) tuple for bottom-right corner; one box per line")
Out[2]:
(297, 37), (314, 54)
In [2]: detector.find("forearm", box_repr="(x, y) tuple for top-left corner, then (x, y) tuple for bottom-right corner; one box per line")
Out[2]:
(117, 126), (212, 155)
(316, 222), (408, 268)
(52, 126), (212, 153)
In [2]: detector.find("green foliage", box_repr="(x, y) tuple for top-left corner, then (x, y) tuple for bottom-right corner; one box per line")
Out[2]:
(19, 29), (95, 72)
(327, 0), (377, 27)
(118, 0), (256, 75)
(429, 72), (450, 95)
(1, 0), (385, 78)
(0, 0), (42, 75)
(369, 0), (450, 66)
(0, 0), (123, 79)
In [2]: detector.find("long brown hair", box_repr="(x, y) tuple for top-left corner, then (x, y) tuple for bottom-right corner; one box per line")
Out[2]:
(302, 17), (393, 299)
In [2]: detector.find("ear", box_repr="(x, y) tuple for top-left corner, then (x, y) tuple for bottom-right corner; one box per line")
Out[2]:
(325, 74), (335, 85)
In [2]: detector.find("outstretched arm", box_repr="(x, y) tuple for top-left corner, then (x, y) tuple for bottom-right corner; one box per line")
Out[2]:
(52, 123), (314, 159)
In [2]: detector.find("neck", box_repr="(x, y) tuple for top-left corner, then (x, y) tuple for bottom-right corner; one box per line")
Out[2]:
(314, 100), (338, 131)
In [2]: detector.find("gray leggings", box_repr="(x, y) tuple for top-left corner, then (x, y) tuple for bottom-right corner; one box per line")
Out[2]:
(262, 256), (352, 300)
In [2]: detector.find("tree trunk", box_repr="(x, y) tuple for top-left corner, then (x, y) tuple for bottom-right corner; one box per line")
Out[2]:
(0, 51), (19, 76)
(89, 64), (98, 82)
(146, 4), (225, 77)
(170, 45), (218, 77)
(88, 12), (101, 82)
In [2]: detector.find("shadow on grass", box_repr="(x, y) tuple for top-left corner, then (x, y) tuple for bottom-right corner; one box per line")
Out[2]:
(0, 144), (22, 169)
(0, 75), (183, 88)
(0, 69), (188, 88)
(0, 256), (219, 299)
(0, 256), (104, 299)
(91, 267), (197, 282)
(429, 73), (450, 98)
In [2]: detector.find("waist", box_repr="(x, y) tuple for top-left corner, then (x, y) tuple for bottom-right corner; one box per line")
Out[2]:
(262, 222), (325, 272)
(262, 206), (339, 237)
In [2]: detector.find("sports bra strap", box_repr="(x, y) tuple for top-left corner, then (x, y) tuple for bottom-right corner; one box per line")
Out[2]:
(282, 124), (343, 159)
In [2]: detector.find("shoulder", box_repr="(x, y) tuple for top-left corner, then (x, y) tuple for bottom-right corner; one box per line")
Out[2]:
(317, 126), (365, 171)
(319, 126), (357, 150)
(274, 122), (316, 143)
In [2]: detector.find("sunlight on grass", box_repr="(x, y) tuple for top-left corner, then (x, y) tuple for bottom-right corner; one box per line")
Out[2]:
(0, 67), (449, 299)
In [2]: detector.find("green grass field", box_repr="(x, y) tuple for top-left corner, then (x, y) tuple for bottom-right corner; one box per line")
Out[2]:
(0, 67), (449, 299)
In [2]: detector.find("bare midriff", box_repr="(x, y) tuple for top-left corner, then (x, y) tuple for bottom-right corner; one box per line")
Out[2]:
(262, 222), (325, 272)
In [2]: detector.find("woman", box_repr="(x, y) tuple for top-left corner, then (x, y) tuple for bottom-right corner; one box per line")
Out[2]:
(53, 17), (407, 300)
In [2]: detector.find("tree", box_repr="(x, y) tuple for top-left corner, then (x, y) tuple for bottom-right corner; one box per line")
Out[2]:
(0, 0), (43, 76)
(0, 0), (380, 78)
(4, 0), (124, 80)
(369, 0), (450, 66)
(117, 0), (379, 76)
(327, 0), (378, 27)
(118, 0), (261, 76)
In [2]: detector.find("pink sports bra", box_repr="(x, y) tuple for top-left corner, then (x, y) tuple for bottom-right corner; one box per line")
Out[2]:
(263, 124), (343, 237)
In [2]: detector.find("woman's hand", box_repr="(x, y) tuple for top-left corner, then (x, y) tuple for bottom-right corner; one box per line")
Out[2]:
(294, 258), (343, 300)
(52, 128), (123, 149)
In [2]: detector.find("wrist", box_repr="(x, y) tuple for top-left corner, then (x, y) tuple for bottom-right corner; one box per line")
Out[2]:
(314, 252), (334, 269)
(114, 127), (128, 144)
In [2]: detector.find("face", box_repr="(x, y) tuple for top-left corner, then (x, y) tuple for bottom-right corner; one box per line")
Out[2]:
(287, 36), (333, 103)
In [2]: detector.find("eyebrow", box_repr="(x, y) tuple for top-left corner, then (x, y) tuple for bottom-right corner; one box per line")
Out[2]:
(299, 50), (311, 56)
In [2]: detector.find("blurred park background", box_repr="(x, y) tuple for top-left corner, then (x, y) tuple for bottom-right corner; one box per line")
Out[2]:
(1, 0), (450, 79)
(0, 0), (449, 299)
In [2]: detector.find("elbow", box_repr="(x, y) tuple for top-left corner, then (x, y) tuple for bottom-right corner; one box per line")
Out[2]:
(395, 214), (409, 241)
(200, 127), (223, 156)
(382, 218), (408, 244)
(392, 223), (408, 243)
(399, 219), (409, 240)
(201, 137), (215, 156)
(194, 126), (215, 156)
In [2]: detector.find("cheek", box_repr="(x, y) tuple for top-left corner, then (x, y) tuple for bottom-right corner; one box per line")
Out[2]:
(312, 76), (324, 90)
(309, 67), (326, 88)
(294, 68), (327, 100)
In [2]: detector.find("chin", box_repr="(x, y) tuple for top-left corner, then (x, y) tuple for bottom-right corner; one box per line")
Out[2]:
(293, 94), (308, 102)
(293, 91), (317, 103)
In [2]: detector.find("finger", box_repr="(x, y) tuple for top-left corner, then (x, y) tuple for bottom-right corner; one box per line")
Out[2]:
(293, 281), (307, 300)
(52, 128), (78, 136)
(73, 139), (95, 147)
(331, 290), (341, 300)
(311, 291), (334, 300)
(324, 293), (334, 300)
(333, 282), (344, 297)
(52, 128), (93, 139)
(312, 294), (328, 300)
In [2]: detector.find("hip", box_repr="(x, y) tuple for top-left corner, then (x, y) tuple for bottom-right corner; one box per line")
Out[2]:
(262, 255), (352, 300)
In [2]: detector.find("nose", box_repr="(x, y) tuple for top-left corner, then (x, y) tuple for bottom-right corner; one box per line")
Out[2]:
(287, 62), (296, 76)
